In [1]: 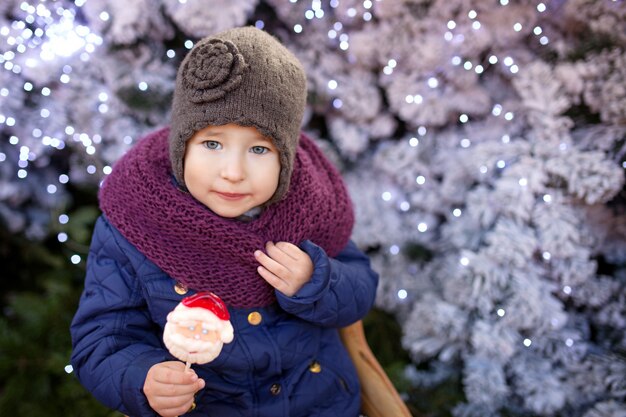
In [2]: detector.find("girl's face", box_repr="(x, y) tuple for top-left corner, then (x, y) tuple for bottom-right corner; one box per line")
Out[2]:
(183, 124), (281, 218)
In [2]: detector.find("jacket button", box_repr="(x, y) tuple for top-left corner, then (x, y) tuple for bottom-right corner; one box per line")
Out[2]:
(309, 361), (322, 373)
(270, 383), (281, 395)
(174, 282), (188, 295)
(247, 311), (262, 325)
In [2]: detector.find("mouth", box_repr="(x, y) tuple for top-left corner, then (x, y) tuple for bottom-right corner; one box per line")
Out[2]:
(214, 191), (248, 201)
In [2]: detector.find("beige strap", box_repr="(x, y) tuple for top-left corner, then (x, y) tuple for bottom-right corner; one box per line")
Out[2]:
(339, 320), (413, 417)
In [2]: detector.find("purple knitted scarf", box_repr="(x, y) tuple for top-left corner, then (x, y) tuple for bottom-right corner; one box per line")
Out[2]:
(99, 127), (354, 308)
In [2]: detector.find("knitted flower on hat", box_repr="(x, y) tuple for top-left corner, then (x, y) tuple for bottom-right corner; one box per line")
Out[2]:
(182, 39), (247, 103)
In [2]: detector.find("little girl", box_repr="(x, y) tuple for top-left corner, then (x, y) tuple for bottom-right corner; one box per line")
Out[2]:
(70, 26), (378, 417)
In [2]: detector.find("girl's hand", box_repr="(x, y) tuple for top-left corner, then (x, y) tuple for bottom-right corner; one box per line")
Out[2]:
(143, 361), (204, 417)
(255, 241), (313, 297)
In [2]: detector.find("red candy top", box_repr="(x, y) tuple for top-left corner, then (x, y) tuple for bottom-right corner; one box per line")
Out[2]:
(181, 291), (230, 321)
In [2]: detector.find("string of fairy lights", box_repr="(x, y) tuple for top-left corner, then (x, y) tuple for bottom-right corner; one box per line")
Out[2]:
(2, 0), (615, 359)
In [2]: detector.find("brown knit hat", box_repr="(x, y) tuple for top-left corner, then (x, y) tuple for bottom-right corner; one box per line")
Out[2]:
(168, 26), (307, 204)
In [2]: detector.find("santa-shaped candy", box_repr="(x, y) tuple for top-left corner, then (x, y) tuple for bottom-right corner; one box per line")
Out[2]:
(163, 291), (234, 368)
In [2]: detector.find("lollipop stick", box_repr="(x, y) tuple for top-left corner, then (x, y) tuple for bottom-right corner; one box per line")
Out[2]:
(185, 361), (191, 372)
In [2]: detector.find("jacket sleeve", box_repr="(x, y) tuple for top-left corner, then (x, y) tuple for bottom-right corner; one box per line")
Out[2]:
(275, 239), (378, 327)
(70, 216), (166, 417)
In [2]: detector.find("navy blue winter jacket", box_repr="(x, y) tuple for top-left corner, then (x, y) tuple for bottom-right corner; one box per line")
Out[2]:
(70, 215), (378, 417)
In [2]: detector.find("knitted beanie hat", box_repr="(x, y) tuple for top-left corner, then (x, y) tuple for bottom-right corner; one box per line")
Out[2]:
(168, 26), (307, 204)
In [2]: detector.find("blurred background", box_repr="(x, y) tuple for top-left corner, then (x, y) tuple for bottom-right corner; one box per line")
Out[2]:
(1, 0), (625, 416)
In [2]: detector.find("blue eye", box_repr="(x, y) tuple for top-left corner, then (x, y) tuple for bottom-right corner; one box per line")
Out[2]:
(203, 140), (221, 150)
(251, 146), (268, 154)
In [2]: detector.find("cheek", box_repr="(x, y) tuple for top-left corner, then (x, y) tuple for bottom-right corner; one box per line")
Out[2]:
(184, 154), (219, 189)
(270, 166), (281, 188)
(183, 153), (200, 181)
(261, 164), (281, 197)
(182, 146), (193, 176)
(249, 157), (280, 194)
(266, 158), (281, 187)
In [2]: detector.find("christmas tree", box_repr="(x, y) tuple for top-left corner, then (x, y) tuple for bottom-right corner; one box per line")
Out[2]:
(1, 1), (625, 416)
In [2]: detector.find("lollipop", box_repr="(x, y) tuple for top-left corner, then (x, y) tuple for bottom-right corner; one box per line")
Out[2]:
(163, 291), (234, 370)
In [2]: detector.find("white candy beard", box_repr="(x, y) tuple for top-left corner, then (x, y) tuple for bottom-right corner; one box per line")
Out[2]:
(163, 325), (224, 365)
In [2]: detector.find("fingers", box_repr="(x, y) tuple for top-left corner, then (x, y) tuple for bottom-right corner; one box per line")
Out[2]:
(255, 248), (290, 279)
(144, 361), (205, 417)
(256, 261), (288, 294)
(145, 362), (204, 394)
(255, 241), (302, 273)
(266, 241), (302, 262)
(152, 362), (201, 386)
(254, 248), (289, 292)
(254, 241), (313, 297)
(151, 397), (196, 417)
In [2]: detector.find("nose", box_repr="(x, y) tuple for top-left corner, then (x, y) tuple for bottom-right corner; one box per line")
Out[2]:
(220, 153), (245, 182)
